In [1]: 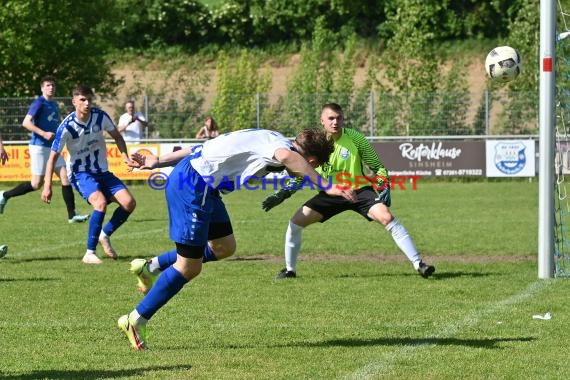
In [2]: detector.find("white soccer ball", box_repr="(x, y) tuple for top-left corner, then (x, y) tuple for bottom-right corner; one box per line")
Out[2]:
(485, 46), (522, 82)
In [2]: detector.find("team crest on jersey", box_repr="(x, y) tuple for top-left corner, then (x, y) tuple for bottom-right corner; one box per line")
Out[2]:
(340, 148), (350, 159)
(92, 123), (101, 133)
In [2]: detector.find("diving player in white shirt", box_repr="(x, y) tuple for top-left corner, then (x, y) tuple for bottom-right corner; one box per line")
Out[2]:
(117, 127), (357, 350)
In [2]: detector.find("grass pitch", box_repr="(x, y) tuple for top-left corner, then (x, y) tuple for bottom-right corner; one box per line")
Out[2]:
(1, 180), (569, 379)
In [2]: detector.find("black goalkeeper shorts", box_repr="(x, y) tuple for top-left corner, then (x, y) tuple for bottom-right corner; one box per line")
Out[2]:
(303, 186), (390, 223)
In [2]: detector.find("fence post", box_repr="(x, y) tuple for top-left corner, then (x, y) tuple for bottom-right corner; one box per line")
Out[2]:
(369, 90), (375, 137)
(485, 89), (489, 135)
(144, 95), (149, 138)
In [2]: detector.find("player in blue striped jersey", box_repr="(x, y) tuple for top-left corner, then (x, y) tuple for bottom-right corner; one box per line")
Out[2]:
(41, 84), (137, 264)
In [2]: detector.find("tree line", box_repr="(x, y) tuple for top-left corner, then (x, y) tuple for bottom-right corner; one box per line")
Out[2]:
(0, 0), (563, 138)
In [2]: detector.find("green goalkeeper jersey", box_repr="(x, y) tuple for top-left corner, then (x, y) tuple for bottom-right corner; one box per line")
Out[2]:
(288, 128), (389, 191)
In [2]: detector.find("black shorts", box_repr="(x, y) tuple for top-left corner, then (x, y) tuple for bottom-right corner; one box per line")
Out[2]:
(304, 186), (390, 223)
(208, 221), (234, 240)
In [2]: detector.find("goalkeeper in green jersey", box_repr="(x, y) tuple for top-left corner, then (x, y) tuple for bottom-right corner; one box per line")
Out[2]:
(262, 103), (435, 279)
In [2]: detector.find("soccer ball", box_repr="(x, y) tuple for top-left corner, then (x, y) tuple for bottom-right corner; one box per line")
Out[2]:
(485, 46), (522, 82)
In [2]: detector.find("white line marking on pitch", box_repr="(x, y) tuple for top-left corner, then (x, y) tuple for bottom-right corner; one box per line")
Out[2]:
(342, 280), (554, 379)
(6, 228), (166, 258)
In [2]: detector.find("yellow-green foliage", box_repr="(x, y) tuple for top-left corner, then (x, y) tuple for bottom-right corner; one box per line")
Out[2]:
(212, 50), (271, 131)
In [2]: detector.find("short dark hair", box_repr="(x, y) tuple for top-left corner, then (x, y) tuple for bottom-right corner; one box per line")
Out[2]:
(40, 75), (56, 85)
(321, 102), (343, 115)
(295, 128), (334, 167)
(72, 84), (94, 97)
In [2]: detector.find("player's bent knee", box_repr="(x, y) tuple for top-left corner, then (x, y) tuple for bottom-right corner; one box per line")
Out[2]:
(30, 180), (43, 190)
(174, 258), (202, 280)
(90, 198), (108, 212)
(216, 244), (236, 260)
(175, 243), (205, 279)
(213, 234), (236, 259)
(124, 197), (136, 213)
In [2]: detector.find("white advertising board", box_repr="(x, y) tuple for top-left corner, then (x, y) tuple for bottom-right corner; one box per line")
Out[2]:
(485, 140), (536, 177)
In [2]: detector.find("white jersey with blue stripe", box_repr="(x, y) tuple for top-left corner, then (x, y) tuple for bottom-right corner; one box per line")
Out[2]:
(190, 129), (292, 188)
(51, 108), (116, 174)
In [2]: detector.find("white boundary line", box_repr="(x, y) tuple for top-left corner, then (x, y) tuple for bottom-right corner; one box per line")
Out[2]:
(342, 280), (555, 379)
(5, 228), (166, 258)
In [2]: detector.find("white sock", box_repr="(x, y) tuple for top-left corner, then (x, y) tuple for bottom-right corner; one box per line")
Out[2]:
(84, 249), (96, 256)
(285, 220), (303, 272)
(129, 309), (147, 326)
(99, 230), (109, 239)
(148, 257), (161, 274)
(386, 218), (421, 268)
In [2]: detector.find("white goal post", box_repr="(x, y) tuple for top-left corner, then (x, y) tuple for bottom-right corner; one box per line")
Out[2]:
(538, 0), (556, 279)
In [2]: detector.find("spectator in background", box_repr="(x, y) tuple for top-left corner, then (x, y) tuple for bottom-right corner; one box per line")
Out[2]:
(0, 76), (89, 224)
(117, 101), (148, 143)
(195, 116), (220, 140)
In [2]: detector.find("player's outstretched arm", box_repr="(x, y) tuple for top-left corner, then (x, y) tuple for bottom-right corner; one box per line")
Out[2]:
(108, 128), (136, 168)
(130, 146), (194, 170)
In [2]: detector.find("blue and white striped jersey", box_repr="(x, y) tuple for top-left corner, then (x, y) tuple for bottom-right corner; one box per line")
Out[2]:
(51, 108), (116, 174)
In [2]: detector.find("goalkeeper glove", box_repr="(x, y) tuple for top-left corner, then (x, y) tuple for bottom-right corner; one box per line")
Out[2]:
(262, 189), (292, 212)
(373, 180), (391, 207)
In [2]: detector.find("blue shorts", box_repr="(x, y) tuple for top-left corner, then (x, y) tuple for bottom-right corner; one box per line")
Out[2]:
(166, 155), (231, 246)
(71, 171), (127, 201)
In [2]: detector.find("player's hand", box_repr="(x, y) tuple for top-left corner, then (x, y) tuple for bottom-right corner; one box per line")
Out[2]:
(124, 157), (137, 172)
(130, 152), (158, 170)
(261, 189), (292, 212)
(43, 131), (55, 141)
(41, 186), (52, 204)
(325, 186), (357, 202)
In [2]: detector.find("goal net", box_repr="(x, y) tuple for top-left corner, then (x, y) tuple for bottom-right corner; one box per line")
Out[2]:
(554, 0), (570, 276)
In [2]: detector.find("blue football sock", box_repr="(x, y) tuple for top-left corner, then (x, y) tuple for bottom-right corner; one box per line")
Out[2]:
(157, 250), (178, 270)
(102, 207), (131, 236)
(87, 210), (106, 250)
(203, 245), (218, 263)
(136, 266), (188, 320)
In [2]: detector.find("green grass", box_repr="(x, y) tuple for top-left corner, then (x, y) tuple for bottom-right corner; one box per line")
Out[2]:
(2, 180), (569, 379)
